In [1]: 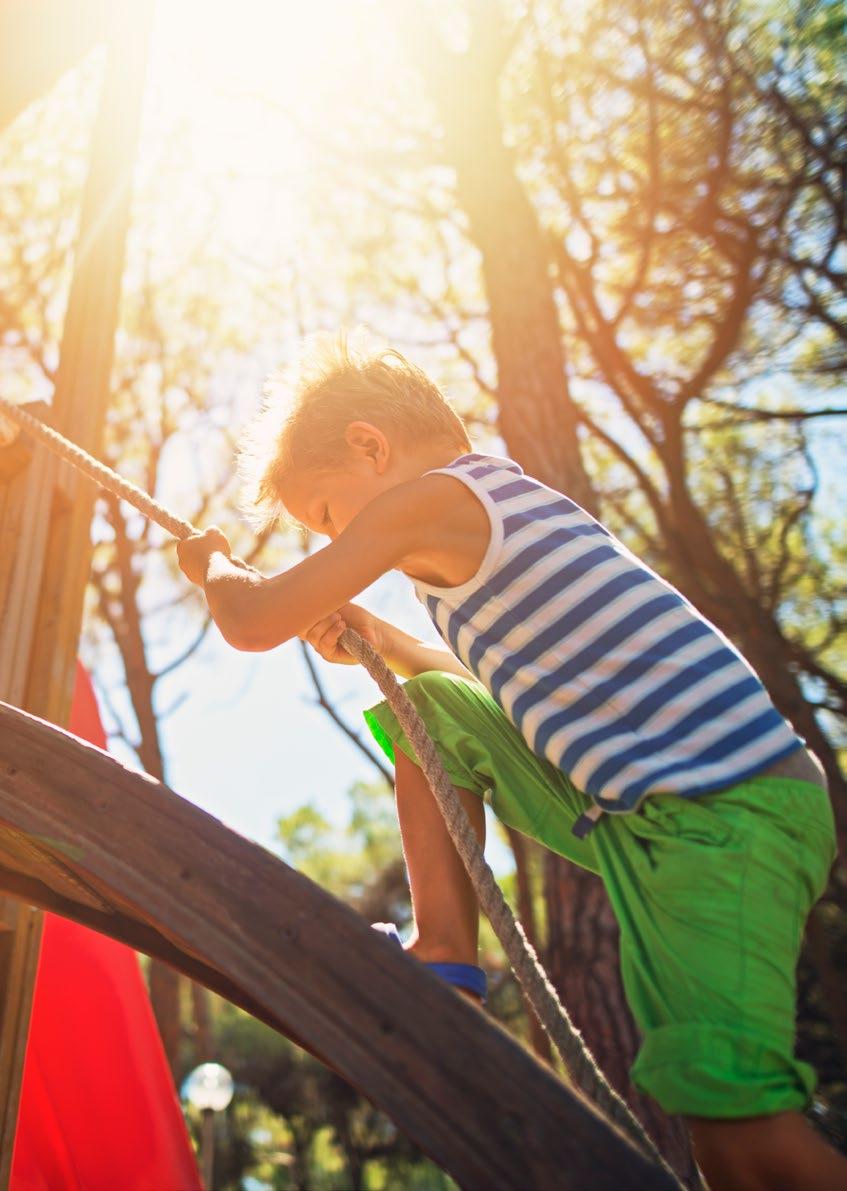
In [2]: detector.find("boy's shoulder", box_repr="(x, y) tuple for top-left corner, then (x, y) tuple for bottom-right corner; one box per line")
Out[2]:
(433, 452), (524, 478)
(350, 469), (492, 586)
(356, 450), (537, 557)
(364, 468), (485, 530)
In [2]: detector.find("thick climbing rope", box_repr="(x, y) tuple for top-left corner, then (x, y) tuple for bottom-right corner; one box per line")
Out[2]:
(0, 394), (676, 1176)
(341, 629), (673, 1172)
(0, 398), (194, 540)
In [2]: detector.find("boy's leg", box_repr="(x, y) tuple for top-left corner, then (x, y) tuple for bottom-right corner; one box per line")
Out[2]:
(365, 669), (598, 973)
(364, 670), (599, 872)
(685, 1111), (847, 1190)
(366, 672), (846, 1187)
(394, 748), (484, 966)
(592, 777), (843, 1190)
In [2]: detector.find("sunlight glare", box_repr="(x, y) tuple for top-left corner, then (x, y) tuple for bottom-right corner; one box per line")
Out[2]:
(147, 0), (382, 254)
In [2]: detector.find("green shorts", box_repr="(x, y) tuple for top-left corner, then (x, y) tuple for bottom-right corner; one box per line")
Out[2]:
(364, 671), (837, 1119)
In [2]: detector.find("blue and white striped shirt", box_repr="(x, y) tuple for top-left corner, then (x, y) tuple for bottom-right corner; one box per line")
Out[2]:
(416, 453), (803, 814)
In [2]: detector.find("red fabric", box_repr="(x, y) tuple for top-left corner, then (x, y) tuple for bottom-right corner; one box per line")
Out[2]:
(10, 662), (201, 1190)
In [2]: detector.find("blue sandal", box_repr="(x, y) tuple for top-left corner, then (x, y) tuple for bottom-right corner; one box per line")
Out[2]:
(372, 922), (487, 1002)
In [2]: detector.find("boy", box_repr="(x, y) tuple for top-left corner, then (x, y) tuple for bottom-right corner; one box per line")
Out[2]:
(177, 339), (843, 1190)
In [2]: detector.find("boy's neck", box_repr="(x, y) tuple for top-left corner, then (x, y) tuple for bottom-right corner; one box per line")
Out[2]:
(403, 443), (469, 481)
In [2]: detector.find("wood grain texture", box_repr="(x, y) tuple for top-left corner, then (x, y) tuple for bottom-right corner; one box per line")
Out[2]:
(0, 699), (676, 1190)
(0, 902), (41, 1171)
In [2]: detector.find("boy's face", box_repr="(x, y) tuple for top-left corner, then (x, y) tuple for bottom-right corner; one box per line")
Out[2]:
(276, 420), (454, 538)
(277, 460), (388, 540)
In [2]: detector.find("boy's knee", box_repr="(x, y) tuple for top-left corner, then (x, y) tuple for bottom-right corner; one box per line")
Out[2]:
(686, 1115), (777, 1190)
(685, 1113), (847, 1191)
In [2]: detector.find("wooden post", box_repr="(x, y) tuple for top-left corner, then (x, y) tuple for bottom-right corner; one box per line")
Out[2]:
(0, 3), (151, 1180)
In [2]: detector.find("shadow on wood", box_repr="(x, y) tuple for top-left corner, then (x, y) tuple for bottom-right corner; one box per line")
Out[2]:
(0, 699), (676, 1190)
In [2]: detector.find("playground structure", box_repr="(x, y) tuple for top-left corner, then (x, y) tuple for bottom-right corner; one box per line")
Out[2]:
(0, 4), (676, 1186)
(0, 696), (676, 1188)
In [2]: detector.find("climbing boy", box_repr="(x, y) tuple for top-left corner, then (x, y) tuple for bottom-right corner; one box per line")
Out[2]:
(177, 338), (843, 1190)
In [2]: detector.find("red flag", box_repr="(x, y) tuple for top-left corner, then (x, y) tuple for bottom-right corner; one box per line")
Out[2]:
(10, 662), (202, 1190)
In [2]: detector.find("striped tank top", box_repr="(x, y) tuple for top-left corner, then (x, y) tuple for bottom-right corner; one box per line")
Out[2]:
(415, 453), (802, 816)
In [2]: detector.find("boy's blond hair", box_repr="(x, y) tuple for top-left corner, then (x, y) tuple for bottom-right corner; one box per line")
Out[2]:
(239, 333), (471, 529)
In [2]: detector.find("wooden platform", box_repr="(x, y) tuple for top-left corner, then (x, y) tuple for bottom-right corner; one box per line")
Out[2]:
(0, 699), (675, 1190)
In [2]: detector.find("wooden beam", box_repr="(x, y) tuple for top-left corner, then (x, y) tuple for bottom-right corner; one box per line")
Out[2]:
(26, 0), (153, 721)
(0, 700), (676, 1191)
(0, 3), (152, 1180)
(0, 904), (41, 1167)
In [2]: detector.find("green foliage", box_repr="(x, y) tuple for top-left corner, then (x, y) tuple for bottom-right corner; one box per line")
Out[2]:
(276, 779), (412, 929)
(278, 781), (398, 881)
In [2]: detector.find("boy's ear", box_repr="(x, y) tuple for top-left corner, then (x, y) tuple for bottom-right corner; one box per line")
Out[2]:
(344, 421), (390, 472)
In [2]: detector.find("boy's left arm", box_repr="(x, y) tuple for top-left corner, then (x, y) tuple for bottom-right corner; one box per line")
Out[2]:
(177, 482), (434, 652)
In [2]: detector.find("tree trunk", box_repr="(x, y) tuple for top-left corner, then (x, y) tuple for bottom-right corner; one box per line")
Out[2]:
(191, 980), (214, 1064)
(288, 1122), (314, 1191)
(394, 6), (594, 510)
(505, 827), (553, 1065)
(336, 1126), (365, 1191)
(149, 959), (182, 1077)
(805, 904), (847, 1068)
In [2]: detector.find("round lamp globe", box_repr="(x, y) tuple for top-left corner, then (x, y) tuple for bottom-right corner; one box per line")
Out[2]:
(182, 1062), (234, 1113)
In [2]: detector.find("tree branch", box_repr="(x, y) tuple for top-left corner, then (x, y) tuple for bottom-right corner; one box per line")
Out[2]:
(298, 640), (394, 786)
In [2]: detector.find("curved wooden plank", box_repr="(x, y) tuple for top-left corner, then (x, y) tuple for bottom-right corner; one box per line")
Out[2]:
(0, 700), (675, 1190)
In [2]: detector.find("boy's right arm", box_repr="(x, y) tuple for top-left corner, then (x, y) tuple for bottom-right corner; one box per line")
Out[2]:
(304, 603), (473, 682)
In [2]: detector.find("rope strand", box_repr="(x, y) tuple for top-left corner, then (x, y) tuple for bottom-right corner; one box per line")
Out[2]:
(0, 397), (194, 540)
(0, 393), (678, 1179)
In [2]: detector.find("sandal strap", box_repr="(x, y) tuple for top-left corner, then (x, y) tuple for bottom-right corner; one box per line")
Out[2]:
(425, 961), (487, 1002)
(371, 924), (487, 1000)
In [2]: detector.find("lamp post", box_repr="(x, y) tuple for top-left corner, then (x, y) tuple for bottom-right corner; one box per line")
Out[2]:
(183, 1062), (234, 1190)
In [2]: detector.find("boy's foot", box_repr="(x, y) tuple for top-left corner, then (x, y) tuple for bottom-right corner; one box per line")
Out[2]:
(371, 922), (487, 1002)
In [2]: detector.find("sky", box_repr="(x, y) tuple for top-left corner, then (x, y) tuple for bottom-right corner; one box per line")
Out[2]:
(156, 572), (433, 849)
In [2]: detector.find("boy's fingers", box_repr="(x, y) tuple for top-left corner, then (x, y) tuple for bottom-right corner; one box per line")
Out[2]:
(302, 612), (364, 663)
(305, 613), (343, 647)
(318, 622), (346, 656)
(310, 620), (350, 662)
(203, 526), (231, 555)
(304, 623), (328, 649)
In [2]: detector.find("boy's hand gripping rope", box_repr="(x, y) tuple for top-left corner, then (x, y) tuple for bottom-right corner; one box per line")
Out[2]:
(0, 394), (677, 1178)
